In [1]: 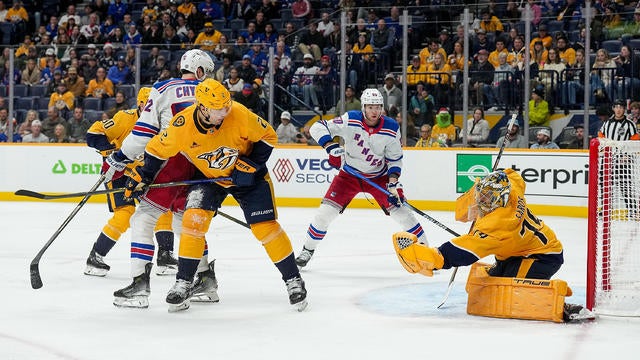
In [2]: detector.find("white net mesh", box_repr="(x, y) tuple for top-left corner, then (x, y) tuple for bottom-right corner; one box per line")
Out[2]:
(591, 139), (640, 316)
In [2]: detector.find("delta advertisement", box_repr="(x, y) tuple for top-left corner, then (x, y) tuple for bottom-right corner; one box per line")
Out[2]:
(0, 145), (589, 213)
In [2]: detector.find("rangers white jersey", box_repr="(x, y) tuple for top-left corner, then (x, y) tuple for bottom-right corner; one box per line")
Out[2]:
(310, 110), (403, 178)
(119, 78), (200, 160)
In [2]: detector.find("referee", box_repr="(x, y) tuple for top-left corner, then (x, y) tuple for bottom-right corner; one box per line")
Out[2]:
(598, 99), (640, 220)
(598, 99), (640, 140)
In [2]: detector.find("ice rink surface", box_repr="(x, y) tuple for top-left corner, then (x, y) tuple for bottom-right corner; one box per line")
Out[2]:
(1, 201), (639, 360)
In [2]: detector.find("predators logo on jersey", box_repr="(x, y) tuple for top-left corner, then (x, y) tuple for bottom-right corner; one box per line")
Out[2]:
(197, 147), (238, 169)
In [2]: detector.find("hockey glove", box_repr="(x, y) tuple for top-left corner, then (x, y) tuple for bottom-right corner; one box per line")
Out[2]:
(123, 166), (151, 200)
(325, 143), (345, 169)
(102, 151), (129, 182)
(387, 181), (405, 207)
(232, 157), (260, 187)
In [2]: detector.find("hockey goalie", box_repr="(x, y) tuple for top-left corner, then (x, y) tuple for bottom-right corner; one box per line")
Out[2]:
(392, 169), (595, 323)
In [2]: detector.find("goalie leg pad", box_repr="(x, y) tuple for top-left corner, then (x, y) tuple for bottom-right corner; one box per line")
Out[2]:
(392, 232), (444, 277)
(465, 262), (571, 323)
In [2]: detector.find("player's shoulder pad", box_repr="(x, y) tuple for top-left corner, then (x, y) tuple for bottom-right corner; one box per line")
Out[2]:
(345, 110), (363, 120)
(381, 115), (400, 132)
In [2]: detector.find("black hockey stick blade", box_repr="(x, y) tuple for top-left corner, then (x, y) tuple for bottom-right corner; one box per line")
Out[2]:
(14, 189), (48, 199)
(30, 261), (43, 289)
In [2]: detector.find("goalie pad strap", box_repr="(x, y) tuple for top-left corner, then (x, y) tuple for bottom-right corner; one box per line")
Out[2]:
(465, 262), (570, 323)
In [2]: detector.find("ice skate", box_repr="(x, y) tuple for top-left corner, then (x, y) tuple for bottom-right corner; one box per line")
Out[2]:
(113, 263), (152, 308)
(563, 303), (596, 322)
(155, 249), (178, 276)
(166, 279), (192, 312)
(84, 248), (111, 277)
(285, 276), (308, 312)
(295, 247), (315, 268)
(191, 260), (219, 303)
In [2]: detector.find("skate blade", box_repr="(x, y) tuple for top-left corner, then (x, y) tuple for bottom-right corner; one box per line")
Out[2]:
(167, 300), (190, 313)
(155, 265), (178, 276)
(568, 311), (597, 322)
(292, 299), (308, 312)
(191, 292), (220, 303)
(84, 266), (109, 277)
(113, 296), (149, 309)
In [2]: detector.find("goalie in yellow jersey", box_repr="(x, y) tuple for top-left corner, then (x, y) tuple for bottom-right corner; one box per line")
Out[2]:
(392, 169), (595, 323)
(84, 87), (178, 278)
(123, 78), (308, 312)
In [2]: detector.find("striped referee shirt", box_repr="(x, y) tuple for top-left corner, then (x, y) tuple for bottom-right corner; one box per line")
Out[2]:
(598, 116), (640, 141)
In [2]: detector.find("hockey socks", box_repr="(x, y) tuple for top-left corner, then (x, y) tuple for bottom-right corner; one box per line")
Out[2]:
(94, 233), (117, 257)
(155, 230), (174, 251)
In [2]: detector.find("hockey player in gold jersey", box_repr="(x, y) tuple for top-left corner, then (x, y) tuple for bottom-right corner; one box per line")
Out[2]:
(392, 169), (594, 322)
(123, 78), (308, 312)
(84, 87), (177, 277)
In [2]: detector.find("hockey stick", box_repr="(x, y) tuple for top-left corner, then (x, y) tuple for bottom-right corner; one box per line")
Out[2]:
(30, 175), (106, 289)
(342, 165), (460, 237)
(436, 113), (518, 308)
(217, 210), (250, 229)
(15, 177), (232, 200)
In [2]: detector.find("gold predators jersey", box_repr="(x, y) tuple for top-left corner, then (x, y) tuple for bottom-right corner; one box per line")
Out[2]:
(145, 101), (277, 188)
(87, 109), (139, 150)
(452, 168), (563, 261)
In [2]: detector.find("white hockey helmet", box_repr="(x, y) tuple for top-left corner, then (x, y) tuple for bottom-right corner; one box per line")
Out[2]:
(180, 49), (215, 80)
(361, 88), (384, 113)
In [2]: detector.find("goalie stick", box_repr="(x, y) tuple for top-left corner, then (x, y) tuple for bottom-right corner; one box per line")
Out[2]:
(30, 175), (106, 289)
(436, 113), (518, 308)
(15, 177), (232, 200)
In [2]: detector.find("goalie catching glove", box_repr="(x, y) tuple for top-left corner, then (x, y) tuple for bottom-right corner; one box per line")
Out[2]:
(325, 143), (345, 169)
(232, 157), (261, 187)
(387, 181), (405, 207)
(392, 232), (443, 276)
(123, 166), (152, 200)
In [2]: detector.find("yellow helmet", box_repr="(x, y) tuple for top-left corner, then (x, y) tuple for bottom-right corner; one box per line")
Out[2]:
(137, 87), (152, 108)
(195, 78), (231, 110)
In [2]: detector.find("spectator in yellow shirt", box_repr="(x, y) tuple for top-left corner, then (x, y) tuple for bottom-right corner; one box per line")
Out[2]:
(431, 108), (456, 147)
(49, 80), (75, 117)
(488, 38), (514, 68)
(177, 0), (196, 18)
(6, 1), (28, 23)
(194, 22), (222, 52)
(406, 55), (427, 88)
(85, 67), (115, 99)
(479, 8), (503, 35)
(419, 39), (448, 68)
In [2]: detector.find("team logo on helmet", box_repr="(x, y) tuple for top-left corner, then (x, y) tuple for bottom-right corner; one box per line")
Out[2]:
(197, 146), (238, 169)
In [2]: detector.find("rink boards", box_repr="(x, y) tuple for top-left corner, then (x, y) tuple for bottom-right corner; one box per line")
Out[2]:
(0, 144), (588, 217)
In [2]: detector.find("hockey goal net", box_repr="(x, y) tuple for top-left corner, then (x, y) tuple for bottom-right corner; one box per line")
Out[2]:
(588, 138), (640, 316)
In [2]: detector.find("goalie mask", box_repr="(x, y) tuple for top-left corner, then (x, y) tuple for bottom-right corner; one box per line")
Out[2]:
(475, 171), (510, 214)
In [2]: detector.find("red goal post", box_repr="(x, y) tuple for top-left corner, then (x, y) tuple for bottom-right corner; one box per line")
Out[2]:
(587, 138), (640, 316)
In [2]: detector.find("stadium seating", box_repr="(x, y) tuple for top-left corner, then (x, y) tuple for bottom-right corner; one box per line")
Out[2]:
(29, 85), (47, 98)
(83, 97), (102, 111)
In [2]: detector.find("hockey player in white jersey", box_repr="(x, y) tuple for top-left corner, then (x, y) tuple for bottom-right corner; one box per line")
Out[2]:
(295, 88), (427, 267)
(101, 49), (219, 308)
